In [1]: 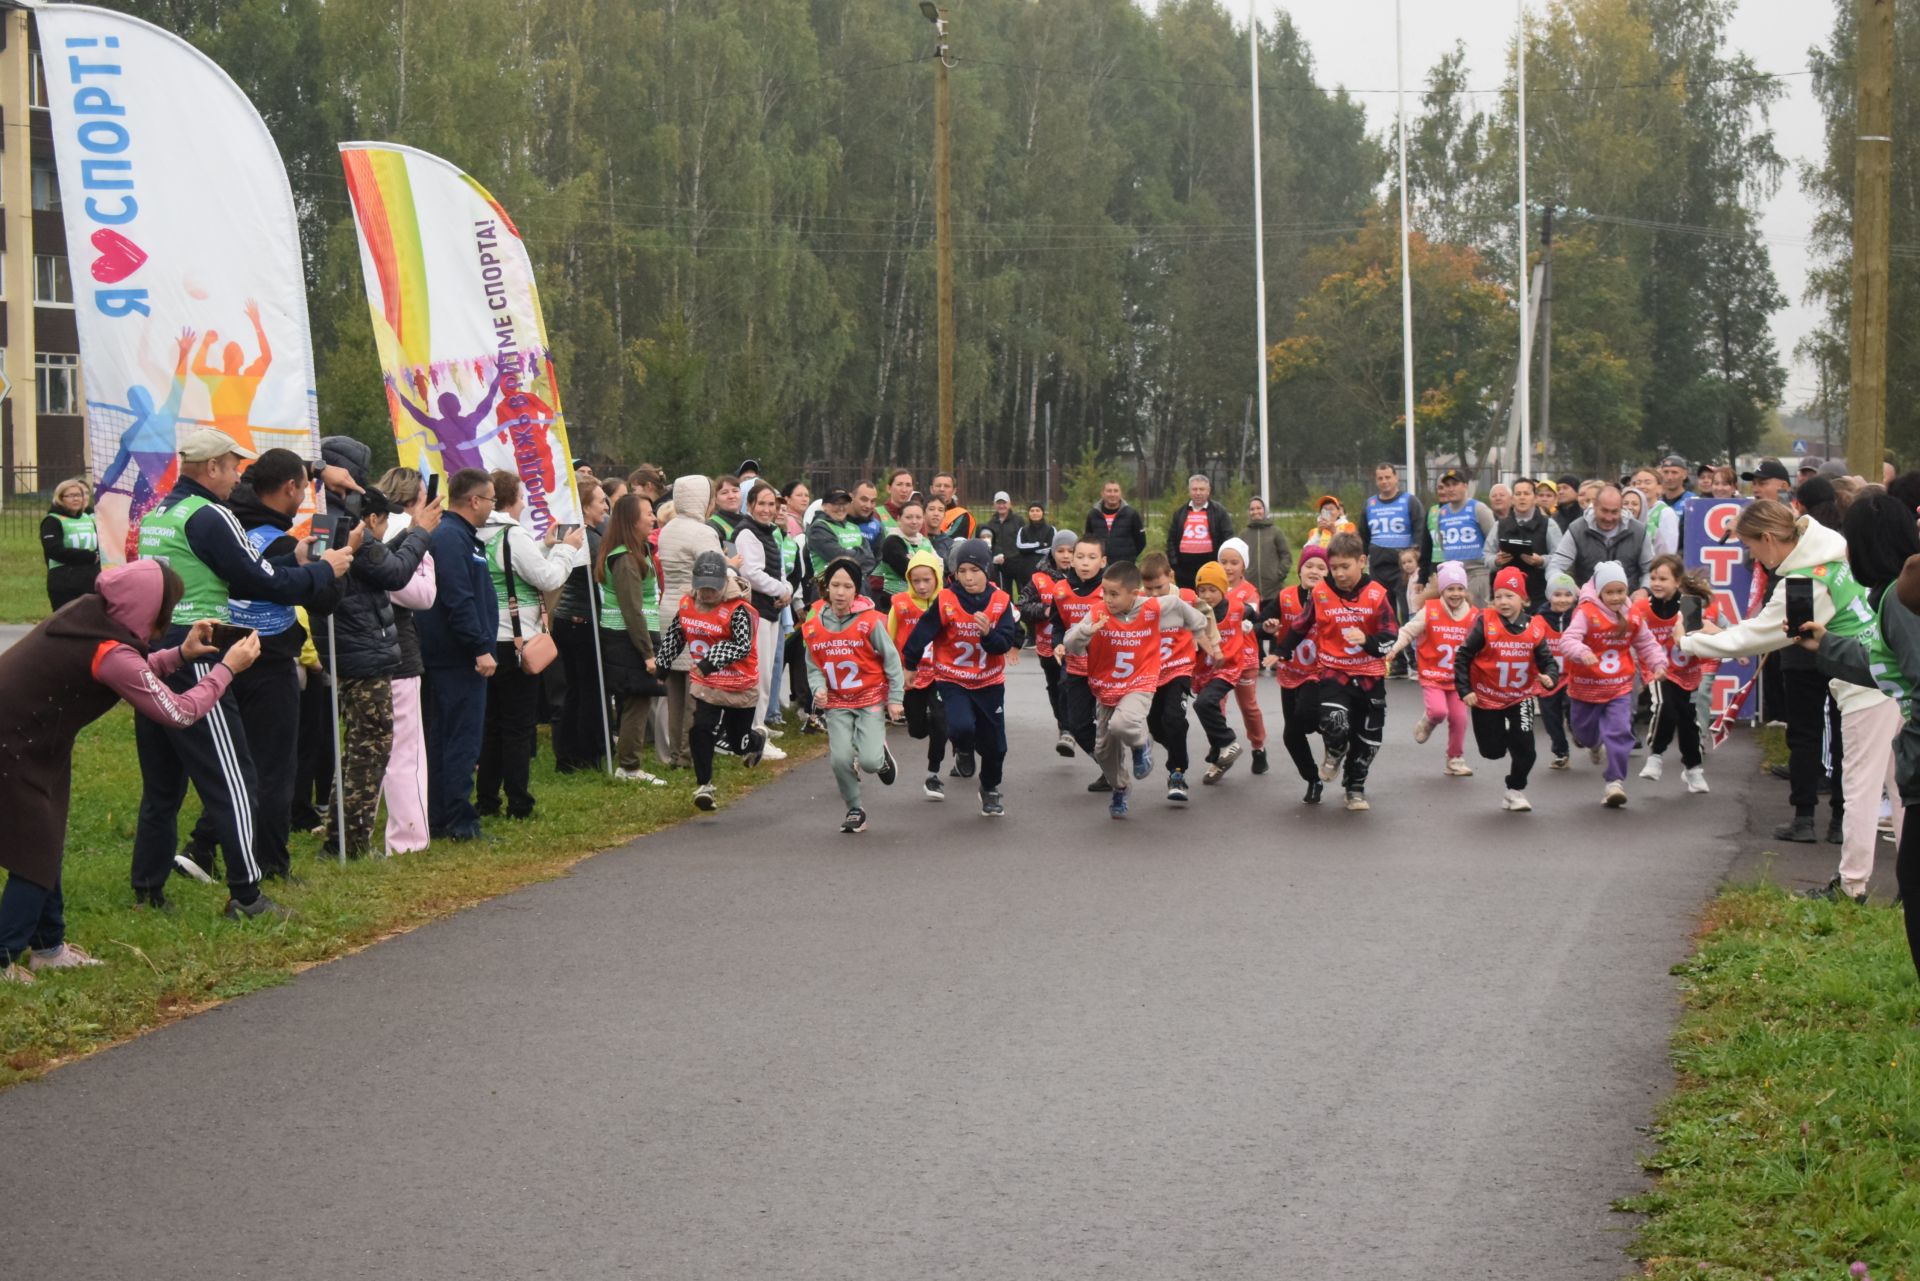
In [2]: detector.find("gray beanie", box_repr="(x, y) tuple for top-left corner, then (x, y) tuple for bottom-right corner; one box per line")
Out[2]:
(1050, 529), (1080, 552)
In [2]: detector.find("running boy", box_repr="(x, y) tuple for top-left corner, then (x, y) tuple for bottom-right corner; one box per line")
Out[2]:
(1217, 538), (1271, 774)
(1192, 561), (1258, 784)
(888, 549), (949, 799)
(1633, 552), (1717, 793)
(1557, 560), (1667, 807)
(1455, 567), (1560, 812)
(1048, 535), (1108, 787)
(1063, 560), (1219, 818)
(1384, 560), (1476, 777)
(901, 539), (1022, 817)
(1020, 529), (1078, 754)
(1273, 532), (1396, 810)
(804, 558), (905, 832)
(655, 550), (766, 811)
(1262, 544), (1329, 803)
(1139, 551), (1219, 804)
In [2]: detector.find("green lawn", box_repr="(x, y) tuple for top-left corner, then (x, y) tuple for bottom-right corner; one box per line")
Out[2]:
(1625, 885), (1920, 1280)
(0, 517), (49, 624)
(0, 707), (824, 1088)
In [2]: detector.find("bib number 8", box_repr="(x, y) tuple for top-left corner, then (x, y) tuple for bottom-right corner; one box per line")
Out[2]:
(1596, 649), (1623, 675)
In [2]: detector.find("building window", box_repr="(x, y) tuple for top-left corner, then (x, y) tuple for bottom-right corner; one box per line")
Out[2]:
(37, 352), (78, 416)
(28, 53), (48, 110)
(34, 254), (72, 306)
(31, 162), (60, 212)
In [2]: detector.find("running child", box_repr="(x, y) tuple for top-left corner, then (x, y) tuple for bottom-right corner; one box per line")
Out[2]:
(1383, 560), (1476, 777)
(888, 549), (950, 800)
(900, 539), (1021, 817)
(1262, 544), (1329, 803)
(1191, 561), (1255, 784)
(804, 558), (905, 833)
(1455, 566), (1560, 812)
(1537, 573), (1578, 769)
(1557, 560), (1667, 807)
(1048, 535), (1108, 787)
(655, 551), (766, 811)
(1020, 529), (1078, 754)
(1633, 552), (1717, 793)
(1140, 551), (1220, 805)
(1217, 538), (1271, 774)
(1062, 560), (1219, 818)
(1273, 532), (1397, 811)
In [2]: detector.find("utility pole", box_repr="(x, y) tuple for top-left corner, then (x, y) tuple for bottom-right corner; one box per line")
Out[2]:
(921, 3), (957, 476)
(1395, 0), (1417, 482)
(1248, 2), (1272, 507)
(1514, 0), (1531, 481)
(1538, 206), (1553, 464)
(1847, 0), (1893, 476)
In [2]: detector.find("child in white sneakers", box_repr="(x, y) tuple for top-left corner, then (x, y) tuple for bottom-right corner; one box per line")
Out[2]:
(1385, 560), (1476, 777)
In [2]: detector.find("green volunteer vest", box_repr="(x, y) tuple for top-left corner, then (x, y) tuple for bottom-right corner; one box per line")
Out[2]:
(51, 511), (98, 556)
(485, 531), (513, 617)
(1866, 596), (1915, 709)
(1783, 558), (1876, 639)
(828, 519), (866, 553)
(775, 527), (800, 580)
(136, 494), (229, 625)
(596, 547), (660, 633)
(880, 534), (929, 597)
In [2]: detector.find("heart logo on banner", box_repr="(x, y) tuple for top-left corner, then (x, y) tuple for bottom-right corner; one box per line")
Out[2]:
(90, 228), (148, 284)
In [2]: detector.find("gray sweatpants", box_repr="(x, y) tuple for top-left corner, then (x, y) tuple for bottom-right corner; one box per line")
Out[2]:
(827, 705), (890, 808)
(1094, 691), (1154, 791)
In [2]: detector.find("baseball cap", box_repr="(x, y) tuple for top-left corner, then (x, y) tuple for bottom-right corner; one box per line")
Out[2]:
(993, 490), (1011, 503)
(1315, 494), (1342, 509)
(1658, 454), (1689, 469)
(823, 487), (853, 505)
(737, 458), (762, 475)
(691, 551), (729, 591)
(1741, 458), (1791, 483)
(1818, 458), (1849, 479)
(1437, 469), (1466, 486)
(1797, 456), (1824, 474)
(177, 427), (257, 462)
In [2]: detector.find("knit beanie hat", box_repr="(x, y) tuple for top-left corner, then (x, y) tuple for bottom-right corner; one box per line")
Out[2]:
(1195, 561), (1230, 595)
(1493, 566), (1528, 599)
(1050, 528), (1079, 552)
(1435, 561), (1468, 591)
(1592, 561), (1628, 592)
(1218, 537), (1250, 564)
(1297, 544), (1328, 571)
(1547, 572), (1578, 598)
(954, 538), (993, 574)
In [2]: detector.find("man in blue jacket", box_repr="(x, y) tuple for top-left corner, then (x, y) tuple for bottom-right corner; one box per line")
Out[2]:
(417, 467), (501, 841)
(132, 429), (351, 919)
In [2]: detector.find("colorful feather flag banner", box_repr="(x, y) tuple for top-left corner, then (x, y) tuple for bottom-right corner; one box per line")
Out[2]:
(339, 142), (579, 533)
(39, 4), (321, 563)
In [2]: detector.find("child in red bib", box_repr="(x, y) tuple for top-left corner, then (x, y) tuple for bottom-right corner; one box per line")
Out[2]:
(889, 550), (950, 798)
(1063, 559), (1218, 818)
(1019, 531), (1078, 753)
(900, 539), (1021, 817)
(1537, 573), (1579, 768)
(1217, 539), (1270, 774)
(1261, 545), (1329, 803)
(1384, 560), (1477, 777)
(806, 558), (907, 833)
(1632, 553), (1720, 794)
(655, 551), (765, 811)
(1557, 560), (1667, 806)
(1191, 561), (1256, 784)
(1139, 551), (1217, 805)
(1455, 567), (1560, 811)
(1048, 538), (1108, 784)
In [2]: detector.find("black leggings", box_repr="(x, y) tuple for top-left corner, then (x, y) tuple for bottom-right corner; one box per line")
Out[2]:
(1040, 655), (1066, 729)
(1278, 682), (1320, 783)
(1193, 677), (1238, 753)
(690, 701), (757, 786)
(1471, 700), (1537, 790)
(1315, 679), (1387, 791)
(1784, 665), (1843, 819)
(1147, 677), (1192, 772)
(903, 683), (947, 772)
(1896, 810), (1920, 984)
(478, 642), (541, 818)
(1648, 680), (1702, 768)
(786, 629), (811, 714)
(1061, 671), (1097, 756)
(1538, 688), (1570, 758)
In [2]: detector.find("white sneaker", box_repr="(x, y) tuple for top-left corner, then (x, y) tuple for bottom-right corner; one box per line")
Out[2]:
(758, 740), (788, 762)
(762, 723), (785, 739)
(1588, 745), (1604, 766)
(1684, 767), (1709, 794)
(1445, 757), (1474, 776)
(1604, 780), (1628, 808)
(1503, 790), (1532, 812)
(1640, 754), (1665, 782)
(28, 943), (103, 971)
(2, 963), (35, 985)
(1412, 716), (1434, 744)
(615, 767), (669, 787)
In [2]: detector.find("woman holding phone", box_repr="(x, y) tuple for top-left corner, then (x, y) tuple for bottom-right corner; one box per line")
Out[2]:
(0, 560), (260, 983)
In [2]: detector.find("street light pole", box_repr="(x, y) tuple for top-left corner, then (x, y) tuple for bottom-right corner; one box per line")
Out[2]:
(1395, 0), (1416, 482)
(922, 3), (956, 476)
(1514, 0), (1531, 481)
(1248, 2), (1272, 507)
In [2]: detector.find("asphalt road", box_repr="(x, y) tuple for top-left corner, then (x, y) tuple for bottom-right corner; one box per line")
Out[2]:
(4, 663), (1801, 1279)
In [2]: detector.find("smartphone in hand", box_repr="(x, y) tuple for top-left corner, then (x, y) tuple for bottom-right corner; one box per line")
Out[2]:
(207, 621), (255, 649)
(424, 471), (440, 505)
(309, 512), (341, 553)
(1784, 578), (1815, 637)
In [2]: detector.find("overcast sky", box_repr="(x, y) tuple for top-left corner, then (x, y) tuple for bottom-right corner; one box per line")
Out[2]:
(1267, 0), (1834, 409)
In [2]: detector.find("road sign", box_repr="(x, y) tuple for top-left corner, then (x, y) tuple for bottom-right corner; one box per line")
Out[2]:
(0, 370), (11, 402)
(1792, 438), (1809, 454)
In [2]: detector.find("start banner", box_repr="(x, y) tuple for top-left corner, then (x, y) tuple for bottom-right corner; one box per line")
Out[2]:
(1683, 496), (1760, 729)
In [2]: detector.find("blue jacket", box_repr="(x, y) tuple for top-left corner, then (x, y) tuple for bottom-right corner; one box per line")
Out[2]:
(417, 512), (499, 668)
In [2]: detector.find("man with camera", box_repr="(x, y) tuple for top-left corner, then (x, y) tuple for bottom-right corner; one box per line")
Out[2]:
(132, 429), (353, 920)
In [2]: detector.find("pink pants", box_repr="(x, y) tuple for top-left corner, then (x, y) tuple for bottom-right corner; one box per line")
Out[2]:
(381, 675), (430, 854)
(1234, 669), (1267, 749)
(1422, 683), (1469, 758)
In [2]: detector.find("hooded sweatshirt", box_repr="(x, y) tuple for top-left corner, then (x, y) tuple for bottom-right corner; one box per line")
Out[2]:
(900, 572), (1021, 670)
(1557, 579), (1668, 681)
(655, 475), (723, 670)
(804, 596), (906, 707)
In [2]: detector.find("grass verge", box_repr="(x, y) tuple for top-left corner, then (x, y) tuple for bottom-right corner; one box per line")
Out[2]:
(0, 706), (824, 1089)
(0, 518), (50, 624)
(1623, 884), (1920, 1279)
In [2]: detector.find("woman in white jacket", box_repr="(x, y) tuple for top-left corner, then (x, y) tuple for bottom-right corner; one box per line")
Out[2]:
(1680, 501), (1897, 894)
(476, 469), (584, 819)
(655, 475), (724, 766)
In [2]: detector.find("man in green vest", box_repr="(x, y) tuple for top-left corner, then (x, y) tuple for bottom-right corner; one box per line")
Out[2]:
(806, 488), (875, 591)
(132, 428), (352, 920)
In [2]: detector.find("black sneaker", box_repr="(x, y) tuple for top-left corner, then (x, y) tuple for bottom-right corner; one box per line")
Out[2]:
(134, 887), (175, 913)
(742, 729), (768, 768)
(877, 744), (898, 786)
(1087, 775), (1113, 793)
(1250, 749), (1270, 776)
(1826, 814), (1845, 845)
(1167, 770), (1190, 805)
(923, 774), (946, 801)
(800, 714), (825, 736)
(1804, 875), (1865, 905)
(1303, 780), (1323, 805)
(841, 808), (869, 834)
(224, 893), (292, 921)
(1772, 815), (1817, 843)
(951, 751), (976, 779)
(979, 789), (1005, 817)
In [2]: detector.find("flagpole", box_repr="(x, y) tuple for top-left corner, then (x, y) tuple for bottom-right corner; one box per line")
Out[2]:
(1515, 0), (1531, 480)
(1249, 0), (1272, 506)
(1396, 0), (1417, 481)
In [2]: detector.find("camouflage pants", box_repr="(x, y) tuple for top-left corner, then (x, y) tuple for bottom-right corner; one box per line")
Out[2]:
(324, 676), (394, 858)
